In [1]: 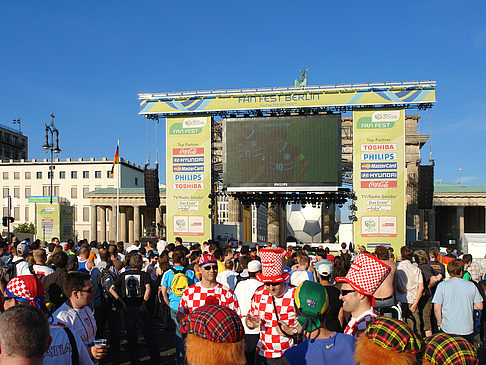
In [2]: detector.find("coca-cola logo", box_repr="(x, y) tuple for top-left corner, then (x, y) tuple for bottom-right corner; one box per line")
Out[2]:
(361, 180), (397, 188)
(173, 147), (204, 155)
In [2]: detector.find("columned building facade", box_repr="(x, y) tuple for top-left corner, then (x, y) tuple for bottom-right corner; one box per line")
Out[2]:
(86, 187), (166, 243)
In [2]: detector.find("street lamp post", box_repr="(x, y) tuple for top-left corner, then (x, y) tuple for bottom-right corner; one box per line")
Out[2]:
(42, 113), (61, 204)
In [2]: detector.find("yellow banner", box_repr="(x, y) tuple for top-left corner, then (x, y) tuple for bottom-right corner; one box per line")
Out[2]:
(36, 204), (59, 242)
(35, 204), (73, 242)
(140, 83), (435, 115)
(352, 108), (406, 254)
(166, 115), (212, 244)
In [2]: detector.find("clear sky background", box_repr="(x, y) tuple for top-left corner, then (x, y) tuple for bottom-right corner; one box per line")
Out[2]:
(1, 1), (485, 185)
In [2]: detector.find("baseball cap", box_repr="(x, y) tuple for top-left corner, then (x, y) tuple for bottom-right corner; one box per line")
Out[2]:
(16, 241), (30, 256)
(293, 281), (329, 332)
(315, 259), (333, 276)
(248, 260), (261, 273)
(199, 253), (217, 267)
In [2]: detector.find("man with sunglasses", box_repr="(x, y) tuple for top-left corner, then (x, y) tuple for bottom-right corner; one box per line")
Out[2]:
(335, 253), (391, 339)
(246, 247), (297, 365)
(177, 253), (239, 321)
(53, 271), (107, 361)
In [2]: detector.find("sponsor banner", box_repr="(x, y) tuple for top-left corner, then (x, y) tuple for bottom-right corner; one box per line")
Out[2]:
(361, 152), (397, 161)
(35, 204), (73, 242)
(173, 157), (204, 164)
(167, 115), (211, 244)
(173, 165), (205, 172)
(361, 144), (396, 151)
(140, 83), (436, 114)
(361, 172), (397, 179)
(353, 108), (405, 253)
(173, 147), (205, 155)
(361, 180), (397, 188)
(361, 162), (397, 170)
(172, 183), (204, 189)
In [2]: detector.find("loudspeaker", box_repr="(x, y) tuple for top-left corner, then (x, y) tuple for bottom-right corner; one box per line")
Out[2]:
(418, 165), (434, 209)
(144, 168), (160, 208)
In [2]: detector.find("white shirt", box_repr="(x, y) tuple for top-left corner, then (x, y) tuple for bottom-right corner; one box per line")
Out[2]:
(12, 256), (32, 276)
(126, 244), (140, 253)
(234, 278), (263, 334)
(216, 270), (239, 291)
(53, 303), (97, 348)
(43, 323), (94, 365)
(396, 259), (423, 304)
(157, 240), (168, 254)
(33, 264), (55, 279)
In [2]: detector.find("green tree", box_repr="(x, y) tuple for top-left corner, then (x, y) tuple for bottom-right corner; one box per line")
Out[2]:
(13, 222), (35, 234)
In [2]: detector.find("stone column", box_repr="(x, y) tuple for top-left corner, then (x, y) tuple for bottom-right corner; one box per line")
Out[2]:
(156, 206), (161, 225)
(279, 205), (287, 247)
(128, 212), (134, 244)
(134, 205), (140, 242)
(228, 197), (242, 222)
(120, 208), (127, 242)
(457, 206), (465, 247)
(90, 205), (97, 242)
(267, 204), (280, 244)
(99, 206), (106, 242)
(109, 205), (117, 242)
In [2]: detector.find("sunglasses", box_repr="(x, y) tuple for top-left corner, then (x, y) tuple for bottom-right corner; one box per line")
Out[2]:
(202, 265), (219, 271)
(340, 289), (356, 296)
(264, 282), (281, 287)
(78, 288), (95, 294)
(2, 296), (13, 302)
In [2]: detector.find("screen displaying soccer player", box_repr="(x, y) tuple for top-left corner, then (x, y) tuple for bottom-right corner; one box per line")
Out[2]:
(224, 114), (341, 191)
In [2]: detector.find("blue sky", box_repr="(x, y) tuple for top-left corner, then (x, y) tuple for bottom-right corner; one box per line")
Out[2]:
(1, 1), (485, 185)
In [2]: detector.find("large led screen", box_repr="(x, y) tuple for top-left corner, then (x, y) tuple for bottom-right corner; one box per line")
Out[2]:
(223, 114), (341, 191)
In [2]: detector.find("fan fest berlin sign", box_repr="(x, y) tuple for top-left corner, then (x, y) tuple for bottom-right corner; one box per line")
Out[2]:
(353, 108), (406, 253)
(166, 115), (211, 244)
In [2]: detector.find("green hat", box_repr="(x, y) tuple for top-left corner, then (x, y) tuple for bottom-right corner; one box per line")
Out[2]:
(294, 281), (329, 332)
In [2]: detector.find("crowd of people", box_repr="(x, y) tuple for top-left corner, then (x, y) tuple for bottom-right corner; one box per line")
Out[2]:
(0, 236), (483, 365)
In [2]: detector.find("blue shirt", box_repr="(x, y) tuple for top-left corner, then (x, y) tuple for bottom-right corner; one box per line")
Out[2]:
(161, 266), (197, 310)
(284, 332), (357, 365)
(432, 277), (483, 335)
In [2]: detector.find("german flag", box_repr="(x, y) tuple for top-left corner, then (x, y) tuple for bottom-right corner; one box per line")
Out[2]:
(110, 142), (119, 177)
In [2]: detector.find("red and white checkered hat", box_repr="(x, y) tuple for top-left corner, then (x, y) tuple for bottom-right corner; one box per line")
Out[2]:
(5, 275), (46, 311)
(256, 247), (290, 283)
(335, 253), (391, 297)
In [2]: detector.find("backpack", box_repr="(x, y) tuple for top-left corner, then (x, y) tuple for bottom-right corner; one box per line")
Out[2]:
(0, 257), (33, 282)
(98, 262), (116, 304)
(171, 267), (189, 296)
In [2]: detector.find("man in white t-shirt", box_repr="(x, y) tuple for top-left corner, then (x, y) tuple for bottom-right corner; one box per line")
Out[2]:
(2, 274), (94, 365)
(32, 249), (54, 280)
(396, 246), (424, 336)
(125, 240), (141, 253)
(12, 241), (33, 276)
(53, 271), (107, 362)
(234, 259), (262, 365)
(216, 259), (239, 290)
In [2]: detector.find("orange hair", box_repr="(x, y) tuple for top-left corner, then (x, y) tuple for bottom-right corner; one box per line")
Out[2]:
(354, 335), (418, 365)
(185, 334), (245, 365)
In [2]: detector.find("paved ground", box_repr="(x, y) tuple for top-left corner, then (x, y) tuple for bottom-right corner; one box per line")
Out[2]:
(101, 316), (177, 365)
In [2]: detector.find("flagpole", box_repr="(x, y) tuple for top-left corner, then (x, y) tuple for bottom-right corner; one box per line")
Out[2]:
(116, 138), (120, 242)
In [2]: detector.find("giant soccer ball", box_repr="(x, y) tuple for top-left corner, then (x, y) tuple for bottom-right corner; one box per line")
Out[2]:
(286, 204), (322, 243)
